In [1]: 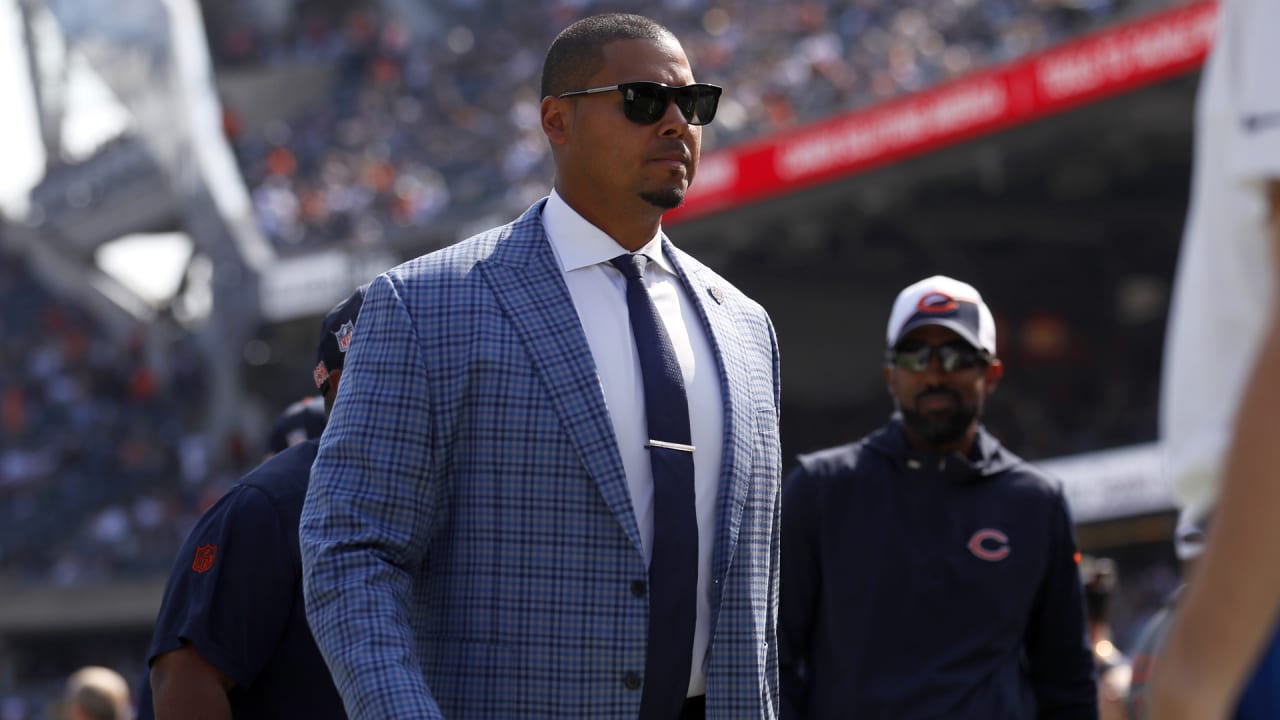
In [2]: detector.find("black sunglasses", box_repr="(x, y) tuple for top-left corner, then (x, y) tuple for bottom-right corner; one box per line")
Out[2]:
(558, 81), (723, 126)
(886, 342), (990, 373)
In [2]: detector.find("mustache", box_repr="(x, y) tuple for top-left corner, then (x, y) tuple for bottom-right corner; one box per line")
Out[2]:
(914, 387), (962, 407)
(653, 141), (691, 162)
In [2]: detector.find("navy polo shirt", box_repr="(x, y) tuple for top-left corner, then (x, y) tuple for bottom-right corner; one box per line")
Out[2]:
(139, 440), (346, 719)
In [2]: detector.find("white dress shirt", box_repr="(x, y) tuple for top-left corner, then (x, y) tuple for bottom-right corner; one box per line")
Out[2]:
(542, 190), (723, 697)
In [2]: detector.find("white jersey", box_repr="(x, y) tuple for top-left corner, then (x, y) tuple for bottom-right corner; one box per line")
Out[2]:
(1160, 0), (1280, 544)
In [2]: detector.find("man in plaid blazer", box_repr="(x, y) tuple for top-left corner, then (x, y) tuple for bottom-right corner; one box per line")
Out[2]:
(300, 13), (782, 720)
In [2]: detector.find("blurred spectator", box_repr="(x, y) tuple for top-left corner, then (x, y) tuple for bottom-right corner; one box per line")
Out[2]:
(1126, 585), (1180, 720)
(1082, 555), (1134, 720)
(60, 666), (132, 720)
(265, 395), (327, 458)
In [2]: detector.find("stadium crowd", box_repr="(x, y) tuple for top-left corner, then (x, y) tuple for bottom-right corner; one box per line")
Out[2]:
(218, 0), (1184, 253)
(0, 248), (260, 588)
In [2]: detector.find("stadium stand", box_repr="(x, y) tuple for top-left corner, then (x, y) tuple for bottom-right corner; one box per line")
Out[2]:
(0, 245), (262, 588)
(215, 0), (1188, 253)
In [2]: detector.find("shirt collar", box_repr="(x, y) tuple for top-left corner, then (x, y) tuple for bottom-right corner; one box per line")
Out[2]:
(874, 415), (1007, 479)
(542, 190), (674, 274)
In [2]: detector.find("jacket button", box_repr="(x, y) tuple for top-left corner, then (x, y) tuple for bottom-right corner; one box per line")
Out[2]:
(623, 672), (642, 690)
(630, 580), (646, 597)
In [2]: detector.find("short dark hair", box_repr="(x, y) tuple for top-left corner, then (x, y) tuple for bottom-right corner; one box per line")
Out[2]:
(541, 14), (676, 98)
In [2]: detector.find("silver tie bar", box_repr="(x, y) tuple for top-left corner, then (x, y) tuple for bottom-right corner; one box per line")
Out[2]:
(645, 439), (696, 453)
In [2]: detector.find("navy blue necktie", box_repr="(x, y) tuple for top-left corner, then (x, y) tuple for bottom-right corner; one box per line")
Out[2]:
(610, 253), (699, 720)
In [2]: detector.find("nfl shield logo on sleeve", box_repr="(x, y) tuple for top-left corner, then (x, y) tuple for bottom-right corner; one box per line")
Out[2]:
(192, 544), (217, 573)
(334, 321), (355, 353)
(313, 361), (329, 389)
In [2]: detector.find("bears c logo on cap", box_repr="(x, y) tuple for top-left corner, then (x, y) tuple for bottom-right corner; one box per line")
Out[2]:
(917, 291), (960, 314)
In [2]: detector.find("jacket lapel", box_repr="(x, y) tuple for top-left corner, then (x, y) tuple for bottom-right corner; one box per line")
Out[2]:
(663, 238), (754, 623)
(477, 203), (643, 556)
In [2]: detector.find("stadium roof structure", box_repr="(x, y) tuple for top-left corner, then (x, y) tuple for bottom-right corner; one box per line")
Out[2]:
(3, 0), (278, 445)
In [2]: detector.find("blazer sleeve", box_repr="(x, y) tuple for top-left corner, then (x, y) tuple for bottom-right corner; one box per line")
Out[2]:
(1024, 491), (1100, 720)
(300, 274), (444, 719)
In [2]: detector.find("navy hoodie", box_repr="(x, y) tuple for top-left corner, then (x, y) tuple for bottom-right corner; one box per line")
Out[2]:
(779, 419), (1097, 719)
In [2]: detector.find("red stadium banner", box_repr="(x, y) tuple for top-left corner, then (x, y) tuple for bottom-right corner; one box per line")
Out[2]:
(667, 0), (1217, 224)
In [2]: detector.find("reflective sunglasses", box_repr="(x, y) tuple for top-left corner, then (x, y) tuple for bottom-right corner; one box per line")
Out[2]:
(886, 342), (990, 372)
(557, 81), (723, 126)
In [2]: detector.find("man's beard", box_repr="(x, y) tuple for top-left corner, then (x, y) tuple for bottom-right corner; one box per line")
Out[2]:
(640, 187), (685, 210)
(900, 388), (979, 447)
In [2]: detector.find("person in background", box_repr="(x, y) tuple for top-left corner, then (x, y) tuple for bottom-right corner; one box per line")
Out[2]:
(264, 395), (327, 458)
(1152, 0), (1280, 717)
(1081, 556), (1132, 720)
(779, 275), (1097, 719)
(1125, 584), (1180, 719)
(61, 666), (131, 720)
(139, 286), (365, 719)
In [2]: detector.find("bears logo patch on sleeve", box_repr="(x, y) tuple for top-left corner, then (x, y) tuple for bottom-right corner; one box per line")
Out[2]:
(192, 544), (218, 573)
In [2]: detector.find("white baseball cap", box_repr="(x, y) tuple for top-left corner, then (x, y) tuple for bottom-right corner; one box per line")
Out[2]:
(886, 275), (996, 355)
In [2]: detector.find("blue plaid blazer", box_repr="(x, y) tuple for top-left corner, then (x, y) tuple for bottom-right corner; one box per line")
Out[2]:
(301, 199), (783, 719)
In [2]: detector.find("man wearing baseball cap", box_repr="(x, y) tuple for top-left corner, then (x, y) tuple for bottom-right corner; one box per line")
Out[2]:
(252, 284), (367, 464)
(779, 275), (1097, 719)
(265, 396), (327, 458)
(311, 284), (365, 413)
(139, 285), (365, 720)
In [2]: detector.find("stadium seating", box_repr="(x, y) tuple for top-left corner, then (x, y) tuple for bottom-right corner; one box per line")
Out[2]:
(214, 0), (1184, 253)
(0, 247), (258, 588)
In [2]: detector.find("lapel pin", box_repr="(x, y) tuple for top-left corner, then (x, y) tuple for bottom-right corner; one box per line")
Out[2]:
(708, 287), (724, 305)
